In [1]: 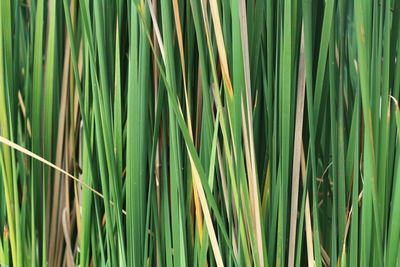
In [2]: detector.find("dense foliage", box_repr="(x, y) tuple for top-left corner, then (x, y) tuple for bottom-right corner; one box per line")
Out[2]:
(1, 0), (400, 266)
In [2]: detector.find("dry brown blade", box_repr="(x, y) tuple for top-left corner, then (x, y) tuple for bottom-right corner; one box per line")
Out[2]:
(72, 41), (83, 246)
(61, 23), (83, 267)
(54, 180), (65, 267)
(17, 90), (32, 137)
(301, 142), (316, 267)
(47, 46), (68, 267)
(390, 95), (399, 110)
(147, 0), (165, 63)
(288, 23), (306, 267)
(70, 204), (80, 266)
(74, 175), (82, 249)
(62, 208), (75, 267)
(48, 0), (76, 263)
(64, 103), (72, 267)
(73, 45), (82, 132)
(341, 207), (354, 259)
(240, 97), (263, 265)
(238, 0), (251, 100)
(320, 245), (331, 266)
(191, 164), (224, 267)
(208, 0), (233, 98)
(238, 0), (258, 194)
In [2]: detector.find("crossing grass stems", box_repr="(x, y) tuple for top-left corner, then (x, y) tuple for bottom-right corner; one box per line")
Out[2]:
(1, 0), (400, 266)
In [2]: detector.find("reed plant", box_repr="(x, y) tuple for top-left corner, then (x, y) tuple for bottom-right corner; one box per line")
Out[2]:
(1, 0), (400, 266)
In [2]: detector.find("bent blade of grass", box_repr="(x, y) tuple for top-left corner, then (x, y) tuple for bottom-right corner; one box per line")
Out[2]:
(209, 0), (233, 98)
(0, 135), (126, 215)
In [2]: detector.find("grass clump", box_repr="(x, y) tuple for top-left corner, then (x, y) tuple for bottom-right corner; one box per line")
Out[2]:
(1, 0), (400, 266)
